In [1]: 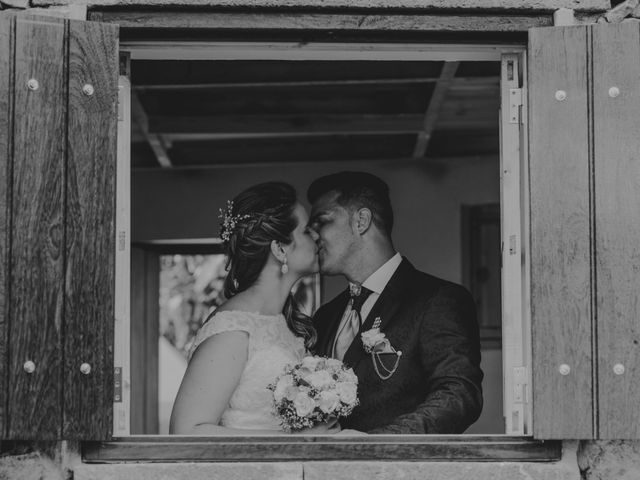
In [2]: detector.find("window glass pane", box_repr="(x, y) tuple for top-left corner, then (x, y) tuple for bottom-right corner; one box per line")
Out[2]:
(128, 57), (506, 436)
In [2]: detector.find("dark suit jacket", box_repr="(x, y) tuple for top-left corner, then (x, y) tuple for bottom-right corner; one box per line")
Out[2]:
(312, 258), (483, 434)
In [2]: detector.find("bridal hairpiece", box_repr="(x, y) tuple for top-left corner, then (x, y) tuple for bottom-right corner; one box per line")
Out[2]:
(218, 200), (251, 242)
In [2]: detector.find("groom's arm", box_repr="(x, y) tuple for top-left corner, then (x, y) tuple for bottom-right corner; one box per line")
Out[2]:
(368, 284), (483, 434)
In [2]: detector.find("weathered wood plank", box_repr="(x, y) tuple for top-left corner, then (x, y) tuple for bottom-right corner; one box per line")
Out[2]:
(63, 18), (118, 440)
(82, 436), (562, 462)
(0, 11), (15, 439)
(90, 11), (555, 32)
(529, 26), (593, 439)
(39, 0), (612, 12)
(8, 14), (67, 439)
(592, 21), (640, 440)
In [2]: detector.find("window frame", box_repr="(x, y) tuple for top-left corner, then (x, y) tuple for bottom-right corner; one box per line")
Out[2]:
(109, 40), (543, 460)
(83, 435), (559, 462)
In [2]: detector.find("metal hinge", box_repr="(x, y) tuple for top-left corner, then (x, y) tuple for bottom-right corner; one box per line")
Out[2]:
(509, 88), (523, 124)
(114, 366), (123, 402)
(513, 366), (528, 404)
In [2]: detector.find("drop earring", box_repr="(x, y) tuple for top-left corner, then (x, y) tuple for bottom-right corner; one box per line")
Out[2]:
(281, 256), (289, 275)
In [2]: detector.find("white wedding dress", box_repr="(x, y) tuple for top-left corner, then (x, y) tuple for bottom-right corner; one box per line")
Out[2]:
(189, 310), (306, 431)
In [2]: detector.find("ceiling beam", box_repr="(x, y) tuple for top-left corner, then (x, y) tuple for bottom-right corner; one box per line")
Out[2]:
(132, 91), (173, 168)
(134, 77), (441, 91)
(131, 154), (499, 171)
(133, 76), (500, 93)
(140, 114), (496, 140)
(148, 114), (427, 135)
(412, 61), (459, 159)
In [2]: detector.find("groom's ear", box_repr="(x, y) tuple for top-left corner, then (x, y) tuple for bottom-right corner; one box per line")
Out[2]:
(355, 208), (373, 235)
(270, 240), (286, 261)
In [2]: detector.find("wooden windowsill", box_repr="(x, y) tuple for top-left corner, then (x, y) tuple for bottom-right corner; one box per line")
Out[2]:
(83, 435), (561, 463)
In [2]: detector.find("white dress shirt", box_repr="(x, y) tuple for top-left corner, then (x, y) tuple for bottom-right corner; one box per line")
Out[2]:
(332, 252), (403, 355)
(358, 252), (403, 321)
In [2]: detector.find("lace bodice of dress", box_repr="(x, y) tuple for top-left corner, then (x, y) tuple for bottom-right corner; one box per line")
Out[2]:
(189, 310), (306, 431)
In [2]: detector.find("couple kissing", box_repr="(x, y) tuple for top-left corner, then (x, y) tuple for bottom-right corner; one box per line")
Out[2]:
(170, 171), (483, 435)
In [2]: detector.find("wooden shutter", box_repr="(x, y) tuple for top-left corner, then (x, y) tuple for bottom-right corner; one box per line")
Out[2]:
(0, 12), (119, 440)
(591, 22), (640, 440)
(529, 22), (640, 439)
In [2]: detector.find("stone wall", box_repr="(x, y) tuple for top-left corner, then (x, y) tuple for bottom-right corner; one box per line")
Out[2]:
(1, 0), (612, 12)
(0, 441), (78, 480)
(578, 441), (640, 480)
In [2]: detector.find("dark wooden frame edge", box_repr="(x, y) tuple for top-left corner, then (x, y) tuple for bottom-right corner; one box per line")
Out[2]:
(83, 436), (561, 463)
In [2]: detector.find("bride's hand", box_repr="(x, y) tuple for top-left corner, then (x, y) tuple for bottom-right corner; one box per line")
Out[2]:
(293, 417), (341, 435)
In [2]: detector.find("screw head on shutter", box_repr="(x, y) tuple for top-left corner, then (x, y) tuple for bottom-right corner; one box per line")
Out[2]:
(555, 90), (567, 101)
(23, 360), (36, 374)
(26, 78), (39, 91)
(82, 84), (94, 96)
(613, 364), (625, 375)
(80, 363), (92, 375)
(608, 86), (620, 98)
(558, 364), (570, 376)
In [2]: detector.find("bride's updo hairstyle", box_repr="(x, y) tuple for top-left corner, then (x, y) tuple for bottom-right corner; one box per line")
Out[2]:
(221, 181), (316, 349)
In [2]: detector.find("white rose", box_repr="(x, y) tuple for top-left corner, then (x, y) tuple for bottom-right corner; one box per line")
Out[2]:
(335, 382), (358, 405)
(293, 391), (316, 417)
(338, 368), (358, 384)
(361, 328), (385, 348)
(273, 374), (294, 402)
(301, 356), (322, 371)
(284, 385), (309, 402)
(305, 370), (333, 390)
(327, 358), (342, 370)
(318, 390), (340, 414)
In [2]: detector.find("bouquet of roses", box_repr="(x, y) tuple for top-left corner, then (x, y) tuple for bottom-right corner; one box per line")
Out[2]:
(268, 355), (359, 432)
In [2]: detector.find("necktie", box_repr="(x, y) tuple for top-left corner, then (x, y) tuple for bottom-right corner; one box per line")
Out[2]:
(333, 284), (373, 360)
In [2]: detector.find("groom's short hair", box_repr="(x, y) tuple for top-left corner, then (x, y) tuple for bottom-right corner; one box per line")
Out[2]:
(307, 171), (394, 236)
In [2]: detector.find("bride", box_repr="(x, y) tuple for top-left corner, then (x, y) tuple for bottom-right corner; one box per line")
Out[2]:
(170, 182), (338, 435)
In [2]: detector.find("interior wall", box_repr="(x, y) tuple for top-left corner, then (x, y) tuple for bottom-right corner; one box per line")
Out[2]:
(132, 156), (502, 432)
(132, 157), (498, 282)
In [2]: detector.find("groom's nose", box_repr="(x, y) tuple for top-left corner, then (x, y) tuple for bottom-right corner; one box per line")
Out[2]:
(307, 227), (320, 242)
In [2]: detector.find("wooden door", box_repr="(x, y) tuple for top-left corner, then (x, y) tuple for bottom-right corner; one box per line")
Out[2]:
(0, 12), (119, 440)
(130, 247), (159, 435)
(529, 22), (640, 440)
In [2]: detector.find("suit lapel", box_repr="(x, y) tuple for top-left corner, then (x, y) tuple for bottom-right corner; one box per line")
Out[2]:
(342, 258), (415, 369)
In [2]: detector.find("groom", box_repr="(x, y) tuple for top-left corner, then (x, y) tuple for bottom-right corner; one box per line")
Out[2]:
(307, 171), (483, 434)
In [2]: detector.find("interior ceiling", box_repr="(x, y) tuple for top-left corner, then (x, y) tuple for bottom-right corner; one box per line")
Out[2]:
(130, 60), (500, 169)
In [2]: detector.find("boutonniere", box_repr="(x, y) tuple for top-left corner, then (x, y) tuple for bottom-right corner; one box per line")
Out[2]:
(360, 317), (402, 380)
